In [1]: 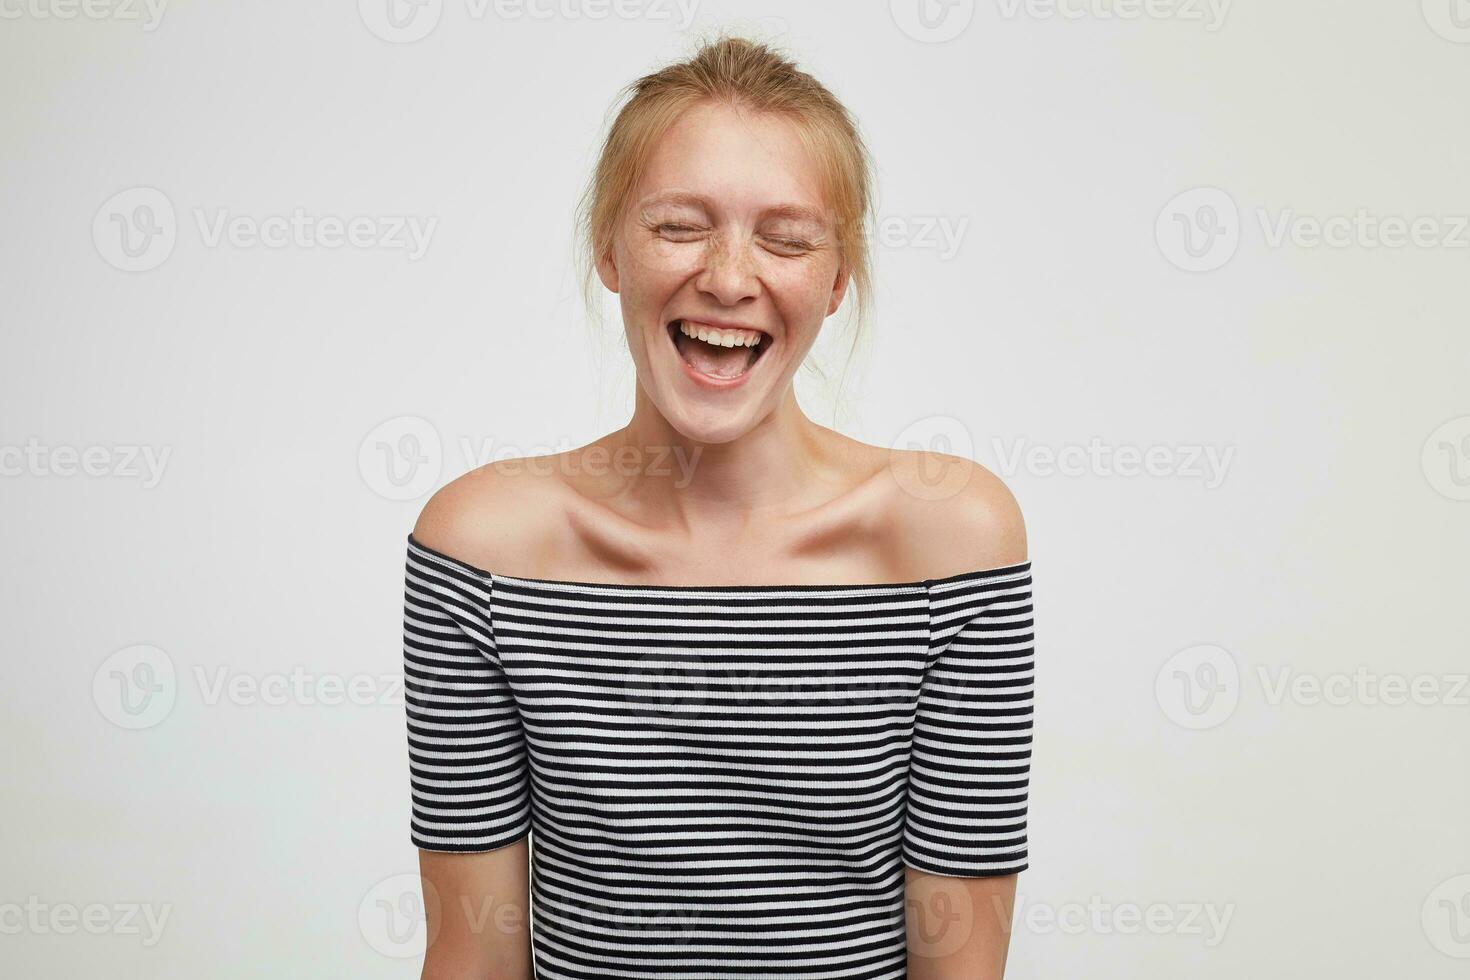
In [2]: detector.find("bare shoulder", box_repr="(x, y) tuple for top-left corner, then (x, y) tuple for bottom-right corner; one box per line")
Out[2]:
(881, 448), (1028, 579)
(410, 454), (574, 573)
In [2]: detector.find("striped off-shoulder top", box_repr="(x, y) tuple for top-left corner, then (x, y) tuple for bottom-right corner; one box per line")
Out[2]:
(401, 532), (1035, 979)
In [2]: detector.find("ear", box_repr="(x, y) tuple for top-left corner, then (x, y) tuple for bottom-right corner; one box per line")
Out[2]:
(826, 262), (850, 316)
(594, 245), (620, 294)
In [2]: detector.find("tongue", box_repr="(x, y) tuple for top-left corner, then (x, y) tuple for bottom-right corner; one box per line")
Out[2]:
(674, 330), (756, 379)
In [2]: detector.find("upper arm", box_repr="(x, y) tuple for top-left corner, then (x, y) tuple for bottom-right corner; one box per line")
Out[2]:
(402, 494), (538, 977)
(905, 865), (1017, 980)
(417, 843), (533, 980)
(893, 454), (1032, 977)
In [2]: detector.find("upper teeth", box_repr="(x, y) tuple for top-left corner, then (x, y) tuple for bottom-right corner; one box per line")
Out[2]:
(678, 320), (763, 348)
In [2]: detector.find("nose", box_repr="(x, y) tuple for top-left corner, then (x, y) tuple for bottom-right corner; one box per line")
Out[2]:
(694, 230), (760, 308)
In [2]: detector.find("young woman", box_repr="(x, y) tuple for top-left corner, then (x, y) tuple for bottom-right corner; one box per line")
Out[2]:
(402, 34), (1035, 980)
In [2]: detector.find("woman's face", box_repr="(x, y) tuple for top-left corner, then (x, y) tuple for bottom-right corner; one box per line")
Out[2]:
(597, 100), (849, 444)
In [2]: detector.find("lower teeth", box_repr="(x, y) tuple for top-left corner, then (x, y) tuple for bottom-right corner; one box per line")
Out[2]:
(672, 321), (762, 378)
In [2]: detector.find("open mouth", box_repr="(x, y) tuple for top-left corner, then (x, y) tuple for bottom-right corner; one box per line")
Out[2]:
(666, 319), (772, 382)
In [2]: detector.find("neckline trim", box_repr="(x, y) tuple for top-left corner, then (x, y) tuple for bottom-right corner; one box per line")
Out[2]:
(406, 533), (1030, 594)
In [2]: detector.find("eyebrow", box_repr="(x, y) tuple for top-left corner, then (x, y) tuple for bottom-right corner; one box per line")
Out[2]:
(641, 192), (828, 226)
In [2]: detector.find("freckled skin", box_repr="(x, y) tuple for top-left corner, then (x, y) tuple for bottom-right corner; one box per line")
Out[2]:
(411, 98), (1025, 980)
(417, 97), (1025, 587)
(598, 100), (845, 446)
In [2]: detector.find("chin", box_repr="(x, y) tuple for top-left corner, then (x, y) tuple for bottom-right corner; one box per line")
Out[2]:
(658, 399), (766, 445)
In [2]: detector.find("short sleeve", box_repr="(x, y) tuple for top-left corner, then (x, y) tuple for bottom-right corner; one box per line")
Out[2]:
(402, 537), (532, 852)
(903, 562), (1034, 877)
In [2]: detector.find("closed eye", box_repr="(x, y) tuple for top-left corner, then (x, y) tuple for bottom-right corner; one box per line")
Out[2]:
(654, 223), (813, 254)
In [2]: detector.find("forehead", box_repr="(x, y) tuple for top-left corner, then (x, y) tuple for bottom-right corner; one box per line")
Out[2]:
(634, 101), (829, 223)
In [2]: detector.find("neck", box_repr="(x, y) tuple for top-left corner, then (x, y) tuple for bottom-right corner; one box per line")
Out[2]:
(608, 382), (834, 531)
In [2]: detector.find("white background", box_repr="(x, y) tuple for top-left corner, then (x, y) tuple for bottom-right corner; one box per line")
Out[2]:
(2, 1), (1468, 977)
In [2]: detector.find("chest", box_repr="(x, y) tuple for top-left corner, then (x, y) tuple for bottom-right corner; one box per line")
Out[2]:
(487, 576), (934, 819)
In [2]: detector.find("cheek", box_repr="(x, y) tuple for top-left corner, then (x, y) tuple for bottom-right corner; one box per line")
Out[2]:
(763, 257), (829, 292)
(616, 246), (690, 325)
(624, 236), (702, 281)
(764, 257), (837, 317)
